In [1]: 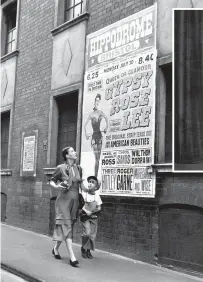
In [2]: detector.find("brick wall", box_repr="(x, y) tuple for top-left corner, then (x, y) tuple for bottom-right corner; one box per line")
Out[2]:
(157, 173), (203, 208)
(6, 0), (55, 233)
(87, 0), (154, 34)
(74, 197), (159, 263)
(156, 173), (203, 271)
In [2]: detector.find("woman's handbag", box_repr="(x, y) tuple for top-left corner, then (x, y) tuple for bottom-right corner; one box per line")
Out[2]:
(78, 193), (85, 210)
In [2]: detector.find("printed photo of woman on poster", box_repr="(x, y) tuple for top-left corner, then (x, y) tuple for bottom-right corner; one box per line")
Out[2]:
(84, 93), (108, 178)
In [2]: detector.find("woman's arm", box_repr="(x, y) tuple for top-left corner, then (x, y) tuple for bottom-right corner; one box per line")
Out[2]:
(101, 111), (108, 132)
(49, 180), (65, 190)
(49, 166), (67, 190)
(84, 113), (92, 139)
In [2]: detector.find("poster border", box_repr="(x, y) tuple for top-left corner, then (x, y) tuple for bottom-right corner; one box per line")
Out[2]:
(82, 4), (157, 197)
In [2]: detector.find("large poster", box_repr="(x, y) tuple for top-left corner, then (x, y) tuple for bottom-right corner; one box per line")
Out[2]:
(81, 5), (157, 197)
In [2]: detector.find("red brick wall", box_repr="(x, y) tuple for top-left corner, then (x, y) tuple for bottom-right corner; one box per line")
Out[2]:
(6, 0), (55, 233)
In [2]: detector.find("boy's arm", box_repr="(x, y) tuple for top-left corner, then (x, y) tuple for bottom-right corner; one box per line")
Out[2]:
(94, 205), (101, 212)
(82, 206), (92, 216)
(80, 182), (89, 192)
(94, 195), (102, 213)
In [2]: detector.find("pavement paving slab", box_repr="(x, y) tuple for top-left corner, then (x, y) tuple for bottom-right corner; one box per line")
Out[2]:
(1, 224), (203, 282)
(1, 269), (27, 282)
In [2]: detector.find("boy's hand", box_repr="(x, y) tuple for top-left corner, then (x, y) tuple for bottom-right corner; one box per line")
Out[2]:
(88, 189), (95, 195)
(85, 210), (92, 216)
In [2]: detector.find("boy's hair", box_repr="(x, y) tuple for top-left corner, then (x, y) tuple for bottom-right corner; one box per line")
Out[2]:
(87, 175), (98, 184)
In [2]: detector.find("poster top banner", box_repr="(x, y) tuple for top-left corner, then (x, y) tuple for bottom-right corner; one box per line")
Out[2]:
(86, 4), (157, 70)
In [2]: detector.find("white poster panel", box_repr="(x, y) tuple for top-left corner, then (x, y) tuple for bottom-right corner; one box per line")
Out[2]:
(81, 5), (157, 197)
(20, 130), (38, 177)
(22, 136), (36, 171)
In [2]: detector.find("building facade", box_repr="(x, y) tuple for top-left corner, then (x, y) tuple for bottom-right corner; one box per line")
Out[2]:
(1, 0), (203, 273)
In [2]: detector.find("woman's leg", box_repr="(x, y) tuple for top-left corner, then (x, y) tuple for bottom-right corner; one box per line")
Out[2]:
(65, 238), (77, 261)
(93, 142), (102, 177)
(54, 241), (62, 254)
(65, 224), (77, 261)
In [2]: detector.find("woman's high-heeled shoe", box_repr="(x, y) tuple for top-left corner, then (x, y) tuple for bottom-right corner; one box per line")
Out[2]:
(69, 259), (79, 267)
(52, 248), (61, 260)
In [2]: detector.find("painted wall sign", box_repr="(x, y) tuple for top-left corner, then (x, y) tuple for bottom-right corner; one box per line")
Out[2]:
(81, 4), (157, 197)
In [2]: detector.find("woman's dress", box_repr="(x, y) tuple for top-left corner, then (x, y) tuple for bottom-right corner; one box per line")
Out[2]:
(50, 163), (81, 241)
(91, 114), (103, 146)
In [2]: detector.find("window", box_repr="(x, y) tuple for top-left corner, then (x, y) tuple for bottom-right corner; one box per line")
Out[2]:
(1, 1), (17, 55)
(1, 111), (10, 168)
(174, 10), (203, 169)
(56, 92), (78, 165)
(65, 0), (84, 22)
(56, 0), (86, 27)
(163, 64), (172, 163)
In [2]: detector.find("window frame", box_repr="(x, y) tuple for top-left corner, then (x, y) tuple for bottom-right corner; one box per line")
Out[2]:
(1, 111), (10, 169)
(1, 0), (18, 57)
(56, 0), (87, 27)
(155, 55), (172, 165)
(65, 0), (84, 22)
(6, 26), (16, 53)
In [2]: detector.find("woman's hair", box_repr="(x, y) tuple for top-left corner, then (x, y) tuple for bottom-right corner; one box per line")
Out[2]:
(93, 94), (101, 110)
(62, 147), (71, 161)
(95, 93), (101, 101)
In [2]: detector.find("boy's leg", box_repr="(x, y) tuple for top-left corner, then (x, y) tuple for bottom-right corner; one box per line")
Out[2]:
(86, 217), (98, 258)
(81, 219), (91, 258)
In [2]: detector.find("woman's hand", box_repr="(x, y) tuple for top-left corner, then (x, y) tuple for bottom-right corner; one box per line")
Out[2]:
(57, 183), (69, 191)
(50, 180), (69, 191)
(85, 133), (90, 140)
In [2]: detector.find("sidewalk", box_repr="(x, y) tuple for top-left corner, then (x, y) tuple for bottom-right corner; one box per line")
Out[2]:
(1, 224), (203, 282)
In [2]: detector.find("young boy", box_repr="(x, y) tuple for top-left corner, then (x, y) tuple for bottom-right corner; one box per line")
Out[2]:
(80, 176), (102, 259)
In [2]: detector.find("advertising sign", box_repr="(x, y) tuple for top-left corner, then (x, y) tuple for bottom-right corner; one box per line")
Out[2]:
(20, 130), (38, 177)
(81, 5), (157, 197)
(23, 136), (36, 171)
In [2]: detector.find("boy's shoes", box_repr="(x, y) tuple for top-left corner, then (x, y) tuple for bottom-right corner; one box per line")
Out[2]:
(86, 249), (93, 259)
(81, 246), (87, 258)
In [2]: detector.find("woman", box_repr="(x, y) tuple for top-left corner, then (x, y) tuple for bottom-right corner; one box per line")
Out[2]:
(49, 147), (87, 267)
(84, 93), (108, 177)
